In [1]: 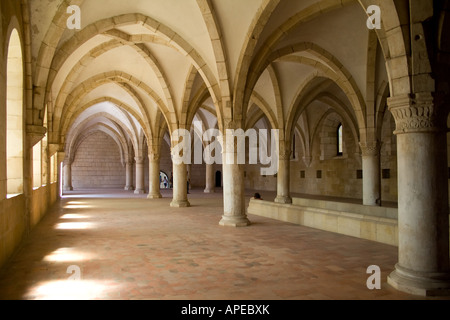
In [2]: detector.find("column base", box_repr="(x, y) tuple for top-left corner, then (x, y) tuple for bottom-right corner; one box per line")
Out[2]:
(134, 189), (145, 195)
(170, 200), (190, 208)
(204, 188), (215, 194)
(363, 199), (382, 206)
(219, 215), (251, 227)
(147, 193), (162, 199)
(387, 264), (450, 297)
(124, 186), (134, 191)
(274, 196), (292, 204)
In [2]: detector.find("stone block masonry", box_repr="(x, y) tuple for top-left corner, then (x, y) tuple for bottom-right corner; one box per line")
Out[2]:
(71, 132), (126, 189)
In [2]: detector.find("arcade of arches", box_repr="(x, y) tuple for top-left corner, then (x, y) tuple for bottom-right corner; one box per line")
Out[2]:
(0, 0), (450, 299)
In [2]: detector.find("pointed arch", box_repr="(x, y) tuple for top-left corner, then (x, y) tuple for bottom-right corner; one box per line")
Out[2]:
(6, 27), (24, 196)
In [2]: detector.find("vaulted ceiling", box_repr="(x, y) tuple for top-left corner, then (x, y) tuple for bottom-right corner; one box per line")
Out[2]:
(28, 0), (389, 156)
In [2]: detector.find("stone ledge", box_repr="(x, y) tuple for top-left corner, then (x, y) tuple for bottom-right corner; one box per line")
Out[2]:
(292, 197), (398, 219)
(249, 198), (450, 248)
(248, 198), (399, 246)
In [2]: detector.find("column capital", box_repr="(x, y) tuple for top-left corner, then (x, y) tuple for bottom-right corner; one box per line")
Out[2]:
(359, 140), (381, 157)
(278, 142), (291, 161)
(387, 93), (443, 134)
(221, 121), (243, 155)
(148, 153), (161, 162)
(223, 118), (244, 131)
(135, 156), (145, 164)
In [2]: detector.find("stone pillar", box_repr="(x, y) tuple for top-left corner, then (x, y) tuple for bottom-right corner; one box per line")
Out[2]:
(124, 159), (134, 191)
(360, 141), (381, 206)
(219, 124), (251, 227)
(63, 160), (73, 191)
(134, 156), (145, 194)
(170, 162), (190, 207)
(204, 164), (215, 193)
(275, 145), (292, 204)
(387, 93), (450, 296)
(148, 153), (162, 199)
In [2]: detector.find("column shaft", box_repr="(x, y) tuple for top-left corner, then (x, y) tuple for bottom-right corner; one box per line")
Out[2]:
(387, 94), (450, 296)
(204, 164), (215, 193)
(63, 162), (73, 191)
(170, 162), (190, 207)
(124, 160), (134, 191)
(219, 131), (251, 227)
(134, 157), (145, 194)
(360, 142), (381, 206)
(275, 150), (292, 204)
(148, 154), (162, 199)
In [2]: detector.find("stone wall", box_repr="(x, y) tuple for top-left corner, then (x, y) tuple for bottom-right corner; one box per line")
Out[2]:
(0, 0), (59, 271)
(0, 195), (26, 270)
(243, 113), (399, 204)
(72, 132), (126, 189)
(160, 141), (173, 186)
(30, 184), (58, 229)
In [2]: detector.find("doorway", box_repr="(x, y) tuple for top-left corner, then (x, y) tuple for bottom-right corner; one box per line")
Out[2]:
(160, 171), (169, 189)
(215, 171), (222, 188)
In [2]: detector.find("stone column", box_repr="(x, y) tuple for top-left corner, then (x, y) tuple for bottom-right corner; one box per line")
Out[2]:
(360, 141), (381, 206)
(124, 159), (134, 191)
(387, 93), (450, 296)
(170, 162), (190, 207)
(134, 156), (145, 194)
(63, 160), (73, 191)
(219, 124), (251, 227)
(204, 164), (215, 193)
(148, 153), (162, 199)
(275, 145), (292, 204)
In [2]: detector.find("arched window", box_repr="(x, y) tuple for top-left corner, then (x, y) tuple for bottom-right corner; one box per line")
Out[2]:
(32, 141), (42, 189)
(337, 124), (343, 156)
(6, 29), (24, 197)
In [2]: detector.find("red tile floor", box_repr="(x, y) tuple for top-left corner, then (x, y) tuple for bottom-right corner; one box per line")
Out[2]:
(0, 188), (447, 300)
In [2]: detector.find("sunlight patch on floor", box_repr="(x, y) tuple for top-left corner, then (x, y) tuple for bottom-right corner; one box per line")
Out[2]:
(43, 248), (96, 263)
(55, 222), (96, 230)
(25, 280), (121, 300)
(60, 214), (90, 220)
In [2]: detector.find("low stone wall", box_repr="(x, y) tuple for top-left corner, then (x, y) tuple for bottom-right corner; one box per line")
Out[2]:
(30, 183), (58, 229)
(0, 183), (58, 270)
(0, 194), (26, 269)
(248, 198), (399, 246)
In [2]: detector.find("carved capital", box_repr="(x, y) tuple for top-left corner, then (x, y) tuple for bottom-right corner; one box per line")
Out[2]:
(360, 141), (381, 157)
(278, 148), (291, 161)
(279, 151), (291, 161)
(63, 156), (73, 166)
(223, 119), (243, 131)
(135, 156), (145, 164)
(388, 93), (442, 134)
(148, 153), (161, 162)
(277, 141), (291, 161)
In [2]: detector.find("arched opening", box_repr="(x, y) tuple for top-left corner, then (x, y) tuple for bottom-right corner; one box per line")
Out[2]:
(160, 171), (169, 189)
(6, 29), (24, 197)
(215, 171), (222, 188)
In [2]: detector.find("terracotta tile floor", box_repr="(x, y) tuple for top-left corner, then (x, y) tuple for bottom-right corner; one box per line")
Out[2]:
(0, 188), (447, 300)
